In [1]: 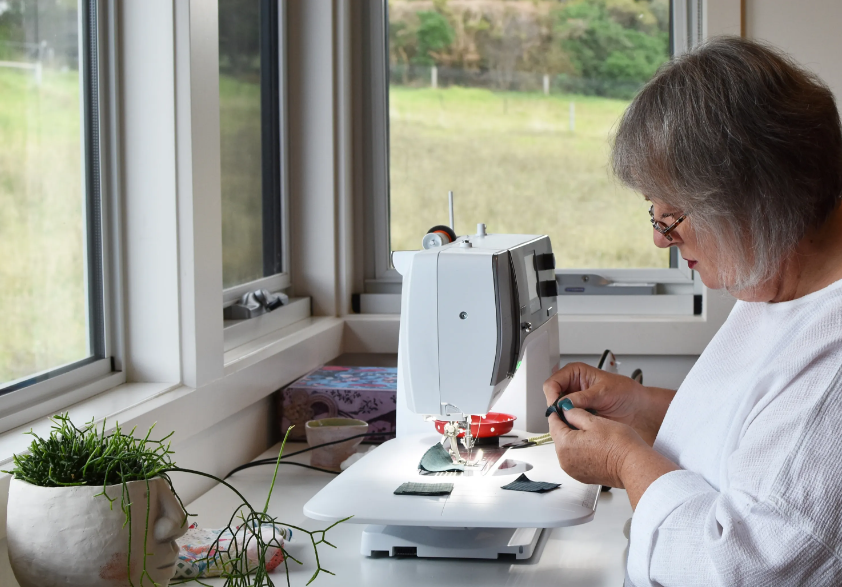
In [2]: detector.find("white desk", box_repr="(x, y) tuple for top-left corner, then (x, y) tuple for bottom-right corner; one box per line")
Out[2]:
(186, 439), (633, 587)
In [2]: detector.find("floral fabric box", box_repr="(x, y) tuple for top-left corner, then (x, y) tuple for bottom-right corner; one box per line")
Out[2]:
(280, 366), (397, 442)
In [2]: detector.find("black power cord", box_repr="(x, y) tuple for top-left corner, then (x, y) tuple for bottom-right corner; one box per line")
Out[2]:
(225, 431), (394, 479)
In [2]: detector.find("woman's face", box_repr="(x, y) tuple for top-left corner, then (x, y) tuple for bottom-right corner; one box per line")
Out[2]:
(649, 200), (727, 290)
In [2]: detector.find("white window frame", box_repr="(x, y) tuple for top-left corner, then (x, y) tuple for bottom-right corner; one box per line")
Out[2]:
(361, 0), (704, 314)
(220, 1), (292, 309)
(0, 0), (125, 434)
(0, 0), (341, 458)
(218, 2), (309, 354)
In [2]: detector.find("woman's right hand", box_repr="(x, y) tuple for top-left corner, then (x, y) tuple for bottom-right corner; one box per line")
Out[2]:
(543, 362), (675, 446)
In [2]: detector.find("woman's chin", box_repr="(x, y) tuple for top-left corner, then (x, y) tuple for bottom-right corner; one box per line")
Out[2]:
(695, 268), (721, 290)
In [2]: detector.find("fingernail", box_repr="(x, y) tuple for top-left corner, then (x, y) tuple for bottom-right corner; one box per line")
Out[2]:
(560, 398), (574, 411)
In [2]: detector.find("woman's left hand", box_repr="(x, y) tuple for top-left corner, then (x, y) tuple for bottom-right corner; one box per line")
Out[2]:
(549, 403), (681, 507)
(547, 406), (647, 488)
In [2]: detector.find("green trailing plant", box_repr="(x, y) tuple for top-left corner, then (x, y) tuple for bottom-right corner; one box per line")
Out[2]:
(3, 414), (348, 587)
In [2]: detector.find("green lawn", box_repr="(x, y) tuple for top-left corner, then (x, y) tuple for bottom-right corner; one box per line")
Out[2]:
(0, 71), (265, 385)
(389, 85), (668, 269)
(0, 73), (666, 385)
(0, 67), (87, 384)
(219, 74), (264, 289)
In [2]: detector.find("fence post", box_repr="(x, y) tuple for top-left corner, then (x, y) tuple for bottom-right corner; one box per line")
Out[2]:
(35, 40), (45, 87)
(431, 65), (438, 89)
(543, 74), (549, 96)
(569, 101), (575, 132)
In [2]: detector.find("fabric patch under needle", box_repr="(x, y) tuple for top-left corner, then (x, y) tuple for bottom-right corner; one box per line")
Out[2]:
(394, 482), (455, 496)
(501, 473), (560, 493)
(419, 442), (465, 473)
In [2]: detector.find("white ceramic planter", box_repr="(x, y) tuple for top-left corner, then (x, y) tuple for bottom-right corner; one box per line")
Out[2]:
(7, 477), (188, 587)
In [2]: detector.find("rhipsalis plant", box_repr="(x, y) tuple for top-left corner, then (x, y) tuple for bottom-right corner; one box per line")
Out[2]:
(3, 414), (348, 587)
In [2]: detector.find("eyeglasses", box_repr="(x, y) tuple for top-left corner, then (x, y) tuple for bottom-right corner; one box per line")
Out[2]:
(649, 205), (687, 242)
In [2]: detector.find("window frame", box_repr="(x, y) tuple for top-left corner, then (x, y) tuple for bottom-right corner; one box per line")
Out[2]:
(220, 0), (291, 308)
(361, 0), (700, 307)
(0, 0), (125, 433)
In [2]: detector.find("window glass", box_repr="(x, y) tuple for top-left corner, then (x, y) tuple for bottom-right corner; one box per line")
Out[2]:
(219, 0), (282, 290)
(0, 0), (94, 388)
(388, 0), (671, 268)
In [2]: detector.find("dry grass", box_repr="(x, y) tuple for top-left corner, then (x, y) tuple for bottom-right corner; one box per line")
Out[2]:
(389, 85), (668, 269)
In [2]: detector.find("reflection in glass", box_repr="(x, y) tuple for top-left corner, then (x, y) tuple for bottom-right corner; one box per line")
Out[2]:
(0, 1), (90, 386)
(388, 0), (671, 269)
(219, 0), (264, 289)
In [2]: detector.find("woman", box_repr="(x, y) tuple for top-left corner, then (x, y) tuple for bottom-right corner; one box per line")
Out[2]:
(544, 37), (842, 586)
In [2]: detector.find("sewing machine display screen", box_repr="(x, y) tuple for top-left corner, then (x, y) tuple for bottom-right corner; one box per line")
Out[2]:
(524, 253), (539, 306)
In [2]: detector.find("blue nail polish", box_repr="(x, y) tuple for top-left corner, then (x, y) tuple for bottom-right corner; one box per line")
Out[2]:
(560, 398), (574, 411)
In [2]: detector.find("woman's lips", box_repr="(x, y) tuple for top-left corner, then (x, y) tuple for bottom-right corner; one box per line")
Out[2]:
(685, 259), (697, 269)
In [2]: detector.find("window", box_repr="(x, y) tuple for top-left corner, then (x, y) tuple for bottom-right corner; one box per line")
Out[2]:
(387, 0), (672, 270)
(219, 0), (287, 300)
(0, 0), (111, 395)
(362, 0), (700, 313)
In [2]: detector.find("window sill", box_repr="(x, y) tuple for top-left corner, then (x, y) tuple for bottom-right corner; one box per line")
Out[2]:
(223, 296), (311, 352)
(345, 288), (735, 356)
(0, 315), (345, 543)
(356, 290), (700, 317)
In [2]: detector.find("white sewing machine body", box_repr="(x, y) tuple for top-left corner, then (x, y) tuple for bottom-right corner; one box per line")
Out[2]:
(304, 231), (600, 559)
(393, 232), (559, 435)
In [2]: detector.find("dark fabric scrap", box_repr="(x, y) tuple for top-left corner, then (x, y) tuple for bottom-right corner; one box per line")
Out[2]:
(394, 482), (455, 496)
(501, 473), (560, 493)
(419, 442), (465, 473)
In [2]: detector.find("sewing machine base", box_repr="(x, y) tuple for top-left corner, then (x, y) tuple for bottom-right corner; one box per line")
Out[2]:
(361, 525), (541, 560)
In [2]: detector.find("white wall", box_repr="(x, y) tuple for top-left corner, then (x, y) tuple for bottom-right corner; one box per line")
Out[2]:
(745, 0), (842, 103)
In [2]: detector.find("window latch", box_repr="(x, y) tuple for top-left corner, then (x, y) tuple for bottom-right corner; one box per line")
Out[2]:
(224, 289), (289, 320)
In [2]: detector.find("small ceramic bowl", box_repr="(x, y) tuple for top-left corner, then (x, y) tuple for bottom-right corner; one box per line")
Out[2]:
(304, 418), (369, 470)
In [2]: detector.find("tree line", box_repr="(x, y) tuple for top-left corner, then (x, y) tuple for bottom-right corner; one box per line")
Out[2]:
(389, 0), (670, 98)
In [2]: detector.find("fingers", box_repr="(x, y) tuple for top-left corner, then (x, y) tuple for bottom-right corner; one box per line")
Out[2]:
(543, 377), (561, 406)
(547, 411), (574, 440)
(559, 390), (595, 411)
(543, 362), (591, 405)
(562, 407), (598, 431)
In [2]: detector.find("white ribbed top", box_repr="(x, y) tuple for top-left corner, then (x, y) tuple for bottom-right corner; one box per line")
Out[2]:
(627, 278), (842, 586)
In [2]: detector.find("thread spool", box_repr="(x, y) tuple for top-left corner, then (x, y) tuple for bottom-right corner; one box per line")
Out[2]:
(422, 225), (458, 250)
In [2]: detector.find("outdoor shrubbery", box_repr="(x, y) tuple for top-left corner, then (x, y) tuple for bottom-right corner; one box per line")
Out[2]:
(389, 0), (669, 98)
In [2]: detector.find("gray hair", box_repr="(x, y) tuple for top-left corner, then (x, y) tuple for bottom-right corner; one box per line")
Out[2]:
(612, 36), (842, 292)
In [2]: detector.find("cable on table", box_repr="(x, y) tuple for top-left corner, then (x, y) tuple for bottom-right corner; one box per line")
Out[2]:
(225, 431), (394, 478)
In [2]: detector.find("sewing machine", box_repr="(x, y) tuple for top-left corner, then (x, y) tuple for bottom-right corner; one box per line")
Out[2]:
(303, 227), (600, 559)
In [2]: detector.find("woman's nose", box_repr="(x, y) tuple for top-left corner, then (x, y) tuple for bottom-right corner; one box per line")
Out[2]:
(653, 229), (679, 248)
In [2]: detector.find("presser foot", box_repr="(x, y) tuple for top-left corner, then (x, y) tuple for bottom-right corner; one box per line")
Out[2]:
(441, 419), (479, 466)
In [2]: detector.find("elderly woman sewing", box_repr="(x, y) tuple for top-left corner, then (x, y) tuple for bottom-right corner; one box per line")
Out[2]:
(544, 36), (842, 586)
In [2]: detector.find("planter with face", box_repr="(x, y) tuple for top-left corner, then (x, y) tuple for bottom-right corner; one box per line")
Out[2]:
(7, 476), (188, 587)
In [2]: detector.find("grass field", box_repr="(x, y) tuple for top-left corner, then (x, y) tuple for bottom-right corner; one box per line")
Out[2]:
(1, 73), (666, 385)
(0, 67), (88, 384)
(0, 70), (265, 385)
(219, 74), (264, 289)
(389, 86), (668, 269)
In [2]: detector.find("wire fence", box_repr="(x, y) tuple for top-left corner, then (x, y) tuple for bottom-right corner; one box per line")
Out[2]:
(0, 40), (78, 86)
(389, 63), (645, 100)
